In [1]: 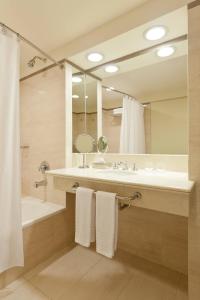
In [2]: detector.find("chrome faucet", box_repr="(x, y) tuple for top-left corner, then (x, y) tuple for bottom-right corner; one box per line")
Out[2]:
(112, 161), (129, 170)
(119, 161), (129, 170)
(34, 179), (47, 188)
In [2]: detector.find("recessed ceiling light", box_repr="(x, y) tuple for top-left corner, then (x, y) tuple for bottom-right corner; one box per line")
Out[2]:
(72, 76), (82, 83)
(157, 46), (175, 58)
(87, 52), (103, 62)
(145, 26), (166, 41)
(105, 65), (119, 73)
(72, 94), (79, 99)
(85, 96), (88, 99)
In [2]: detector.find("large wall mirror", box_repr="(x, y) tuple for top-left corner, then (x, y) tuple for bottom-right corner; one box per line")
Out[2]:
(70, 7), (188, 155)
(97, 53), (188, 154)
(72, 70), (98, 153)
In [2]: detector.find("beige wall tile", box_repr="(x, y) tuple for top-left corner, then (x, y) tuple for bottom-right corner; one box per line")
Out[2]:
(188, 3), (200, 299)
(20, 67), (66, 201)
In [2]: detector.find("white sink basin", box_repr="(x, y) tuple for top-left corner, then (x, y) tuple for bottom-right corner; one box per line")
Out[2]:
(97, 169), (137, 176)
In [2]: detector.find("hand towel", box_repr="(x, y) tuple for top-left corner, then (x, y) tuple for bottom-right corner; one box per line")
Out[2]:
(96, 191), (118, 258)
(75, 187), (95, 247)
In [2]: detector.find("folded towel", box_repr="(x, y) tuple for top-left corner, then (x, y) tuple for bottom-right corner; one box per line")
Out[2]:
(96, 191), (118, 258)
(75, 187), (95, 247)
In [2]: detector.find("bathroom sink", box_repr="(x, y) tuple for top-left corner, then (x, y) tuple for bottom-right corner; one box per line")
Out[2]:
(97, 169), (137, 176)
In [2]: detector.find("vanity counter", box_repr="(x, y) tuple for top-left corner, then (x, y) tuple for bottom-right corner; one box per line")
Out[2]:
(47, 167), (194, 193)
(47, 168), (194, 217)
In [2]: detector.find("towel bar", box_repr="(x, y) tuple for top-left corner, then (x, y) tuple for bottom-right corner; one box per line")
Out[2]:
(71, 182), (142, 210)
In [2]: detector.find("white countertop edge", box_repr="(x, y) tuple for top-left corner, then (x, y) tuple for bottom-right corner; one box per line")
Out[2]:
(47, 168), (194, 193)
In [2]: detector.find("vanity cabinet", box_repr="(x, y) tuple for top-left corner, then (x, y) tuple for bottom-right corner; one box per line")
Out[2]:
(52, 174), (191, 217)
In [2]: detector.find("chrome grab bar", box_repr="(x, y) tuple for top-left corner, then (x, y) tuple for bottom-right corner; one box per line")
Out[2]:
(71, 182), (142, 210)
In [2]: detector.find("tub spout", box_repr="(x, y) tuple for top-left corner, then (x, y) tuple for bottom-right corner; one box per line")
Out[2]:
(34, 179), (47, 188)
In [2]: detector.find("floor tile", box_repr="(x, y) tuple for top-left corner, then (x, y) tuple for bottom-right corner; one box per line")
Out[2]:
(58, 256), (133, 300)
(117, 270), (178, 300)
(29, 246), (102, 299)
(24, 244), (75, 280)
(1, 281), (49, 300)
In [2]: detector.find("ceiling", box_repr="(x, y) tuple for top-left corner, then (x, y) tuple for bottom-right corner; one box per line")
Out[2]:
(0, 0), (148, 73)
(102, 55), (188, 108)
(70, 6), (188, 110)
(69, 7), (187, 70)
(72, 54), (188, 111)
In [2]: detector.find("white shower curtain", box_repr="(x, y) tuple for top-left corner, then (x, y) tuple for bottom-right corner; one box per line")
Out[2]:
(120, 96), (145, 153)
(0, 29), (24, 272)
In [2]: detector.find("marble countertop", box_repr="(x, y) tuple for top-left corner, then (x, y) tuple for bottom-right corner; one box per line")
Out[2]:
(47, 167), (194, 193)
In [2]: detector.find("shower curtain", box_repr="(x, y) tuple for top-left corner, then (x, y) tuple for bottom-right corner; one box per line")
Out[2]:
(120, 96), (145, 153)
(0, 29), (24, 272)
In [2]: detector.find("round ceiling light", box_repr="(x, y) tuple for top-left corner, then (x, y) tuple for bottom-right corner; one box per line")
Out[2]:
(87, 52), (103, 62)
(72, 76), (82, 83)
(72, 95), (79, 99)
(145, 26), (166, 41)
(157, 46), (175, 58)
(105, 65), (119, 73)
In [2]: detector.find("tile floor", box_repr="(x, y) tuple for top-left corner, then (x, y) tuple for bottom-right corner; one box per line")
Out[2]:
(0, 245), (188, 300)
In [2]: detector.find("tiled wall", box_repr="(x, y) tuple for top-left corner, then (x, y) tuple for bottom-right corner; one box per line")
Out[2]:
(102, 110), (121, 153)
(73, 112), (97, 152)
(188, 2), (200, 299)
(20, 67), (66, 200)
(118, 206), (188, 274)
(0, 196), (75, 289)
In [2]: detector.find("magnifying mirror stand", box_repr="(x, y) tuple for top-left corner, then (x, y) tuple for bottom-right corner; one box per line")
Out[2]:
(79, 153), (89, 169)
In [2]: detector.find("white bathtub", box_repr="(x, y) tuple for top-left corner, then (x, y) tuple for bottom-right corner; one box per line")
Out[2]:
(21, 196), (65, 227)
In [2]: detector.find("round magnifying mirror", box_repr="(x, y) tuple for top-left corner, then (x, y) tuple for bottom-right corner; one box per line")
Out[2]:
(97, 136), (108, 153)
(75, 133), (94, 153)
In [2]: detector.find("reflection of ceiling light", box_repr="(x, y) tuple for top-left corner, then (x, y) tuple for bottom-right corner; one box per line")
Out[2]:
(87, 52), (103, 62)
(106, 86), (114, 92)
(145, 26), (166, 41)
(72, 76), (82, 83)
(157, 46), (175, 57)
(105, 65), (119, 73)
(85, 96), (88, 99)
(72, 95), (79, 99)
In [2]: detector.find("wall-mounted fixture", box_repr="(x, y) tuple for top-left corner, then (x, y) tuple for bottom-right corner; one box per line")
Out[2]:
(156, 45), (175, 57)
(27, 56), (47, 68)
(112, 107), (123, 116)
(105, 65), (119, 73)
(38, 161), (50, 174)
(87, 52), (104, 62)
(144, 26), (166, 41)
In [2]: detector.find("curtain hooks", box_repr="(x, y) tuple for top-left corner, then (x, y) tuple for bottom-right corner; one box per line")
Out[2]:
(1, 24), (7, 35)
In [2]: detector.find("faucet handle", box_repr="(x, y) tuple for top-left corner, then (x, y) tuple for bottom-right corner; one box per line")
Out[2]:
(38, 161), (50, 174)
(132, 163), (137, 172)
(112, 162), (118, 169)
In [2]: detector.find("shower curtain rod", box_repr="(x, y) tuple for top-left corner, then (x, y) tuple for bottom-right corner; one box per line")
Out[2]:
(0, 22), (63, 69)
(102, 85), (187, 105)
(102, 85), (135, 99)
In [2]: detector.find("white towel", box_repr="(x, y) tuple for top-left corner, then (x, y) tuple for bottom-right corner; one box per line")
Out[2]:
(96, 191), (118, 258)
(75, 187), (96, 247)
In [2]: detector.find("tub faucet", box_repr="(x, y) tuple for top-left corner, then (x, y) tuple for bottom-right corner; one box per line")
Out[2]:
(34, 179), (47, 188)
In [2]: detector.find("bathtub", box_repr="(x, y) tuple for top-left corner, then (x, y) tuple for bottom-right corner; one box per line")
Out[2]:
(21, 196), (65, 227)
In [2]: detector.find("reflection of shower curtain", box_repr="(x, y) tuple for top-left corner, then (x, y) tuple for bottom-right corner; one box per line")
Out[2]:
(0, 29), (24, 272)
(120, 96), (145, 153)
